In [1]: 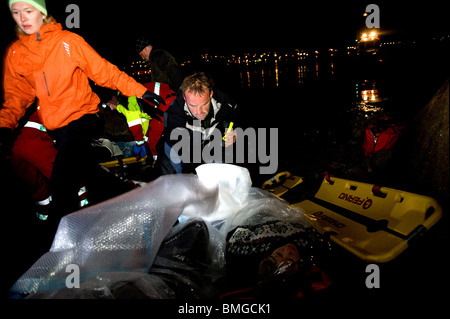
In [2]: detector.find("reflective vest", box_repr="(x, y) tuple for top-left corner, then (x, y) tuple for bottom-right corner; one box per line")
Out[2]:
(117, 96), (151, 144)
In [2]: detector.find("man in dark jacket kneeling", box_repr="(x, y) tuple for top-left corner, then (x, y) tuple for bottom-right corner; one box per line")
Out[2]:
(159, 72), (239, 175)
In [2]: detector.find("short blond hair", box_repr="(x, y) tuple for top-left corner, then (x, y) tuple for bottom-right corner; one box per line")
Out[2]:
(181, 72), (212, 96)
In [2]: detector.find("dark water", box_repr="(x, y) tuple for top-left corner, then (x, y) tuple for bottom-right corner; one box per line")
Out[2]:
(189, 40), (449, 188)
(193, 43), (450, 305)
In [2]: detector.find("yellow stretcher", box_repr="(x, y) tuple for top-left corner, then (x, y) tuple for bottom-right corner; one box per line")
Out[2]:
(261, 171), (304, 197)
(99, 155), (148, 168)
(262, 172), (443, 263)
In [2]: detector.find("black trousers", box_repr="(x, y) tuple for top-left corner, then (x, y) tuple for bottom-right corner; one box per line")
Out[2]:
(49, 113), (103, 217)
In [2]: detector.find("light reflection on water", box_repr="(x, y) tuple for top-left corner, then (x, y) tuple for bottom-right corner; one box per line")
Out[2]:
(219, 51), (393, 167)
(184, 42), (448, 183)
(187, 45), (448, 155)
(233, 50), (326, 88)
(231, 51), (388, 122)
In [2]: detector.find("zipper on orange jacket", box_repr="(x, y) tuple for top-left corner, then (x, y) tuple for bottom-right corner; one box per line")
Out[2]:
(43, 72), (50, 96)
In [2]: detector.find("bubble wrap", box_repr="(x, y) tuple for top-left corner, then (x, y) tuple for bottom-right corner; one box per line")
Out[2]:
(9, 174), (219, 298)
(8, 164), (320, 299)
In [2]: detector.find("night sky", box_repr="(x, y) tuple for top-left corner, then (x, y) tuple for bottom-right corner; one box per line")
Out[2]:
(1, 0), (448, 66)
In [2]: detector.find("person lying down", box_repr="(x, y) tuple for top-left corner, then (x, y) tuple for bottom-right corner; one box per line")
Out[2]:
(9, 164), (333, 299)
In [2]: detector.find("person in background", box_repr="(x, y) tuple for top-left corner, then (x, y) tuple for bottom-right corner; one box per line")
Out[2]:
(0, 0), (165, 225)
(106, 82), (176, 163)
(9, 108), (90, 221)
(8, 106), (57, 220)
(136, 36), (184, 92)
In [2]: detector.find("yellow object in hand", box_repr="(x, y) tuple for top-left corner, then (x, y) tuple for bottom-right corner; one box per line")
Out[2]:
(223, 122), (234, 140)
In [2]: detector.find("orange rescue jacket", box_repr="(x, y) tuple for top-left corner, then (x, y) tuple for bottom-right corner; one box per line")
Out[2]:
(1, 23), (147, 131)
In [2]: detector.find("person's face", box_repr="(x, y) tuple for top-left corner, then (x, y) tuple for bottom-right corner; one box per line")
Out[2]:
(139, 45), (152, 61)
(270, 243), (301, 266)
(106, 96), (118, 111)
(11, 2), (46, 35)
(184, 89), (213, 121)
(260, 243), (301, 277)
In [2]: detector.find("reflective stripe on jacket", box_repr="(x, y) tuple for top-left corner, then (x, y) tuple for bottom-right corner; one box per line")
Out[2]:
(117, 96), (151, 142)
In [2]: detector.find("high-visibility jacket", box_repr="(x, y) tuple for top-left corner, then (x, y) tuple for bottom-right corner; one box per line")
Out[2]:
(143, 82), (175, 116)
(143, 82), (177, 157)
(117, 82), (176, 157)
(117, 96), (151, 144)
(0, 23), (147, 131)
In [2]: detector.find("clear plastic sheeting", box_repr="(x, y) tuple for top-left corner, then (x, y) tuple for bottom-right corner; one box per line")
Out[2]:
(185, 163), (252, 229)
(9, 164), (323, 299)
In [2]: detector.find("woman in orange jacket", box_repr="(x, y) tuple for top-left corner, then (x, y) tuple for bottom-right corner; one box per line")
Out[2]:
(0, 0), (165, 220)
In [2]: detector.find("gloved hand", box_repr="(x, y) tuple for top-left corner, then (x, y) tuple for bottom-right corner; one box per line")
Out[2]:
(0, 127), (13, 158)
(138, 91), (166, 120)
(141, 90), (166, 108)
(133, 142), (147, 160)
